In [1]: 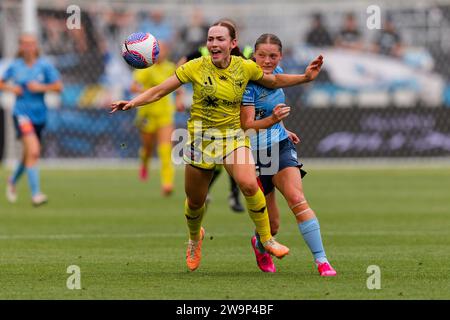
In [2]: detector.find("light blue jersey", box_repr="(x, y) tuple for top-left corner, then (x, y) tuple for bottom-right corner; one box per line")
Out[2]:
(1, 57), (60, 124)
(242, 66), (288, 150)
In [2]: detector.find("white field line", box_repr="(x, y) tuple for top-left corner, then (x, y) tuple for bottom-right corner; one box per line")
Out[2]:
(0, 230), (447, 241)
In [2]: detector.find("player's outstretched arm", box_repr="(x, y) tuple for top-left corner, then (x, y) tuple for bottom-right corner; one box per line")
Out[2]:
(110, 75), (182, 113)
(256, 55), (323, 89)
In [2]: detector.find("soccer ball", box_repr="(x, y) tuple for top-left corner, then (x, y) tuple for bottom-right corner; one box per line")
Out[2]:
(121, 32), (160, 69)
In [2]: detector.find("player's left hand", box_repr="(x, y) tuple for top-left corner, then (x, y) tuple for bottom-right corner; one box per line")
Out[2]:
(286, 130), (300, 144)
(304, 55), (323, 82)
(27, 81), (47, 93)
(271, 104), (291, 122)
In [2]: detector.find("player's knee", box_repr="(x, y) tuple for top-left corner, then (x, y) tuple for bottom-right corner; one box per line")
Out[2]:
(27, 148), (40, 163)
(187, 197), (206, 210)
(287, 193), (306, 209)
(237, 180), (259, 196)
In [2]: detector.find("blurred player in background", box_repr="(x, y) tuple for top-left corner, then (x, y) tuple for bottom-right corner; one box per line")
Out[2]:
(176, 18), (253, 213)
(241, 33), (336, 276)
(131, 41), (184, 196)
(111, 20), (323, 272)
(0, 34), (62, 206)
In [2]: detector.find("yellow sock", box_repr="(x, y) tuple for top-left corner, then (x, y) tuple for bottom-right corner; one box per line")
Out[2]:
(184, 199), (205, 240)
(244, 189), (272, 243)
(139, 147), (149, 167)
(158, 143), (174, 187)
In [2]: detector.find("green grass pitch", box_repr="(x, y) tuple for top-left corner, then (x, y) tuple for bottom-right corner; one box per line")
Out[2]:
(0, 165), (449, 299)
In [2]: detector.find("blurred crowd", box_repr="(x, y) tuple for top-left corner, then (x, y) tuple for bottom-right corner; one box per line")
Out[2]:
(1, 4), (449, 109)
(306, 12), (402, 57)
(36, 8), (211, 86)
(26, 8), (405, 86)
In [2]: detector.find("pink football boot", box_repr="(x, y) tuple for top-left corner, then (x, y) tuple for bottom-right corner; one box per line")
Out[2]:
(251, 236), (276, 273)
(316, 260), (337, 277)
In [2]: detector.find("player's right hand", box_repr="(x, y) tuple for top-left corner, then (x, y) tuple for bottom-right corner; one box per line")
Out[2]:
(10, 84), (23, 96)
(110, 100), (135, 113)
(304, 55), (323, 82)
(271, 104), (290, 122)
(286, 130), (300, 144)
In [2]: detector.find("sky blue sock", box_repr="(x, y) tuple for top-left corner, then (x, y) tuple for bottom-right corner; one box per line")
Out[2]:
(26, 166), (40, 197)
(11, 162), (26, 185)
(298, 218), (328, 264)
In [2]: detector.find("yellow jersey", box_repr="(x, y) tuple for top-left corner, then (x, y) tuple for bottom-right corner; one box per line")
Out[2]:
(133, 60), (176, 116)
(175, 55), (263, 137)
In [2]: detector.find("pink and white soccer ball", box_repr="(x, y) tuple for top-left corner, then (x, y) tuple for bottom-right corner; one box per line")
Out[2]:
(121, 32), (160, 69)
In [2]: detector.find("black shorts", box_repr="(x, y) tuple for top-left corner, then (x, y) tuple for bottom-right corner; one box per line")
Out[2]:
(253, 138), (307, 195)
(13, 115), (45, 142)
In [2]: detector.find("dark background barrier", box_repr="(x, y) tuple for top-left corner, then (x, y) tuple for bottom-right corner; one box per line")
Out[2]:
(38, 107), (450, 159)
(285, 107), (450, 158)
